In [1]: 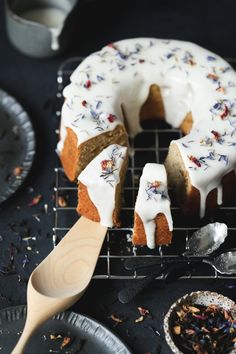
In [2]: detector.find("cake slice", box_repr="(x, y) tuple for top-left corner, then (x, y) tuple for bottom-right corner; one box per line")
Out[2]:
(58, 104), (128, 182)
(77, 144), (128, 227)
(132, 163), (173, 249)
(165, 118), (236, 218)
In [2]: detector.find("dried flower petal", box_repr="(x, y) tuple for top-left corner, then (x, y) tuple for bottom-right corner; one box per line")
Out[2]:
(137, 307), (150, 316)
(211, 130), (221, 140)
(107, 43), (117, 49)
(173, 326), (181, 335)
(188, 306), (200, 313)
(135, 315), (144, 323)
(110, 314), (123, 324)
(101, 159), (115, 172)
(224, 309), (230, 320)
(13, 166), (23, 176)
(28, 194), (42, 207)
(207, 73), (219, 82)
(107, 114), (116, 123)
(216, 86), (225, 93)
(220, 104), (229, 119)
(60, 336), (71, 349)
(58, 196), (67, 207)
(84, 80), (91, 89)
(50, 334), (62, 340)
(188, 155), (201, 167)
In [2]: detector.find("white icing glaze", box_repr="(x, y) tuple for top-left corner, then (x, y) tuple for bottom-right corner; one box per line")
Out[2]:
(217, 185), (223, 206)
(135, 163), (173, 249)
(78, 144), (127, 227)
(59, 38), (236, 217)
(173, 114), (236, 217)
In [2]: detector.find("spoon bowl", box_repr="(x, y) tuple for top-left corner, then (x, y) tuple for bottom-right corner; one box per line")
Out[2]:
(204, 250), (236, 274)
(183, 222), (228, 257)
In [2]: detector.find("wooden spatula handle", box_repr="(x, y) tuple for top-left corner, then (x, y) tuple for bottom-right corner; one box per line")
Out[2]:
(12, 217), (107, 354)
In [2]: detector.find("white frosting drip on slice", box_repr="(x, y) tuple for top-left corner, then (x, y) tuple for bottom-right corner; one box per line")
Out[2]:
(217, 185), (223, 205)
(78, 144), (127, 227)
(174, 115), (236, 217)
(135, 163), (173, 249)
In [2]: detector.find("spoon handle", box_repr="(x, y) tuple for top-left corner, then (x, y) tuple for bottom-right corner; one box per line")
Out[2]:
(118, 269), (165, 304)
(124, 257), (161, 270)
(124, 257), (204, 271)
(119, 261), (204, 304)
(11, 280), (80, 354)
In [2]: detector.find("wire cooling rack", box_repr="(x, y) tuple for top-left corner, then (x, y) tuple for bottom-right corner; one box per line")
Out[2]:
(53, 57), (236, 280)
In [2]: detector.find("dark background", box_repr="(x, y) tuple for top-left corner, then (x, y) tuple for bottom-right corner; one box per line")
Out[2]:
(1, 1), (236, 353)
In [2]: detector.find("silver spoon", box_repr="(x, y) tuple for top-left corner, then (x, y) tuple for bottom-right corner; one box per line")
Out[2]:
(119, 222), (230, 304)
(123, 222), (228, 272)
(183, 222), (228, 256)
(124, 250), (236, 274)
(118, 250), (236, 304)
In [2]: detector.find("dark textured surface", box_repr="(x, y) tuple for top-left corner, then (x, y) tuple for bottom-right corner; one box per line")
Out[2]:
(1, 1), (236, 353)
(0, 305), (132, 353)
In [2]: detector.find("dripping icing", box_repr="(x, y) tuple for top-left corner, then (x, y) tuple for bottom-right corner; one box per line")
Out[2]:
(135, 163), (173, 249)
(78, 144), (127, 227)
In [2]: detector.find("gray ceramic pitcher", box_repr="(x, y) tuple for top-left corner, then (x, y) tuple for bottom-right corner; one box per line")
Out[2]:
(5, 0), (77, 58)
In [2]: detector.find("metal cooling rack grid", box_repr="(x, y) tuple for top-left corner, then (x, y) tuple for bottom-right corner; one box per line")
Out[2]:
(53, 57), (236, 280)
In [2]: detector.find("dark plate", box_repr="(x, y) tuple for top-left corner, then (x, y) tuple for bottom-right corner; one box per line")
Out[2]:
(0, 88), (35, 203)
(0, 305), (132, 354)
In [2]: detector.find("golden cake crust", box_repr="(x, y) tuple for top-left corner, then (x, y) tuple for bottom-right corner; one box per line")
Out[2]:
(133, 211), (172, 246)
(182, 170), (236, 217)
(165, 141), (236, 217)
(140, 84), (165, 120)
(60, 124), (128, 182)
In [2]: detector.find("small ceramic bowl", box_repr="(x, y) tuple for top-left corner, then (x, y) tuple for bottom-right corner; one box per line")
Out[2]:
(0, 88), (35, 203)
(164, 291), (236, 354)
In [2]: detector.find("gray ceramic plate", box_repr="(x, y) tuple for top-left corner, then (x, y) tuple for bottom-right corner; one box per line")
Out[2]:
(0, 89), (35, 203)
(0, 305), (132, 354)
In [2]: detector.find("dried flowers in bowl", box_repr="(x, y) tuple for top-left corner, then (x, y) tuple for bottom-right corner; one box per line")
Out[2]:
(164, 291), (236, 354)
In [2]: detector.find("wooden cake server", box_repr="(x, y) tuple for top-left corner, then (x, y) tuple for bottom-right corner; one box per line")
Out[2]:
(11, 216), (107, 354)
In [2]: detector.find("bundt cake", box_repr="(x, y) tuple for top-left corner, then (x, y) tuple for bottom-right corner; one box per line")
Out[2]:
(77, 144), (128, 227)
(58, 38), (236, 225)
(133, 163), (173, 249)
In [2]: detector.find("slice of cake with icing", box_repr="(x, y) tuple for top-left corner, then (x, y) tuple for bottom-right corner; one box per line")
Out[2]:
(77, 144), (128, 227)
(133, 163), (173, 249)
(58, 96), (128, 181)
(59, 37), (236, 217)
(165, 107), (236, 217)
